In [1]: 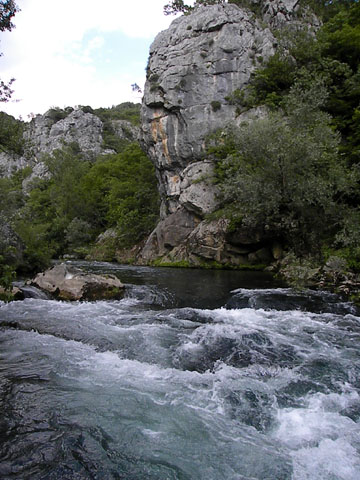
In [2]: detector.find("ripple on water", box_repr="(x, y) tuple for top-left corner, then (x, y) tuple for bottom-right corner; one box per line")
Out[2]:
(1, 279), (360, 479)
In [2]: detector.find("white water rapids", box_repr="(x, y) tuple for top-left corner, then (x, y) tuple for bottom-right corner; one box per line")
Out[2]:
(0, 263), (359, 479)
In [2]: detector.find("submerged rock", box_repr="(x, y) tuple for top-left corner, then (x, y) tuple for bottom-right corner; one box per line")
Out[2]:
(30, 263), (124, 301)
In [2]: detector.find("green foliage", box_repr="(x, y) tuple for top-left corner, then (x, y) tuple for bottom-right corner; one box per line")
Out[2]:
(227, 0), (262, 17)
(0, 250), (16, 291)
(65, 218), (93, 248)
(0, 176), (21, 214)
(211, 100), (221, 112)
(46, 107), (72, 123)
(0, 167), (31, 220)
(84, 143), (159, 246)
(93, 102), (141, 126)
(100, 122), (131, 153)
(0, 264), (16, 301)
(323, 242), (360, 271)
(248, 52), (297, 107)
(12, 146), (94, 269)
(14, 220), (56, 272)
(163, 0), (225, 15)
(0, 112), (25, 154)
(152, 257), (266, 270)
(87, 234), (118, 262)
(321, 21), (360, 71)
(212, 83), (355, 255)
(91, 103), (141, 153)
(234, 2), (360, 165)
(8, 142), (159, 271)
(43, 145), (92, 223)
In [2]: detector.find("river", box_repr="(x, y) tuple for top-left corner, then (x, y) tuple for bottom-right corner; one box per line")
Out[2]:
(1, 261), (360, 479)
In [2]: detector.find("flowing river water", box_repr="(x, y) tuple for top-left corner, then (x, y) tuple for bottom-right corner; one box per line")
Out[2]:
(1, 261), (360, 479)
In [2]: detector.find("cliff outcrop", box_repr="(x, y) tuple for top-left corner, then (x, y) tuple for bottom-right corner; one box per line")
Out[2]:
(140, 1), (315, 266)
(0, 108), (139, 182)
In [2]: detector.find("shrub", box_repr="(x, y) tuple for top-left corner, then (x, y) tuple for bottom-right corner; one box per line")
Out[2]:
(211, 100), (221, 112)
(211, 81), (355, 255)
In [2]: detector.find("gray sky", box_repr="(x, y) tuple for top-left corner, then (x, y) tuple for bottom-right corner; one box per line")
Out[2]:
(0, 0), (181, 119)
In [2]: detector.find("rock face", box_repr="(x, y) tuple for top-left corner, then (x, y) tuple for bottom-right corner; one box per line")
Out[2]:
(31, 263), (125, 301)
(23, 109), (104, 160)
(142, 3), (274, 176)
(140, 1), (312, 266)
(0, 151), (29, 177)
(0, 108), (139, 183)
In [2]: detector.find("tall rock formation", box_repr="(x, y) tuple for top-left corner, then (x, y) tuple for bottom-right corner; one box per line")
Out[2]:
(140, 0), (317, 266)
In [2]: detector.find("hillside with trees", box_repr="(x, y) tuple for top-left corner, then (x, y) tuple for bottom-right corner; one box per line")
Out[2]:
(1, 0), (360, 300)
(0, 104), (159, 299)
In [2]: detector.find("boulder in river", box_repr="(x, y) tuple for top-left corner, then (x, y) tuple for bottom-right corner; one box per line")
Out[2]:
(30, 263), (125, 301)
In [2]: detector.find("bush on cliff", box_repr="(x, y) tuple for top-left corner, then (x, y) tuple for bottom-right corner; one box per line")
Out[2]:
(0, 112), (25, 155)
(211, 81), (356, 257)
(238, 2), (360, 164)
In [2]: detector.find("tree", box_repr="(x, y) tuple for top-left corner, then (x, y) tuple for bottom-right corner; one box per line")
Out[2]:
(0, 111), (24, 154)
(163, 0), (225, 15)
(211, 81), (355, 255)
(0, 0), (19, 102)
(82, 143), (159, 246)
(0, 0), (18, 31)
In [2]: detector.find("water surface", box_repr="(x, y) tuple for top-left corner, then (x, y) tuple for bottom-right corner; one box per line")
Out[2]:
(1, 262), (359, 479)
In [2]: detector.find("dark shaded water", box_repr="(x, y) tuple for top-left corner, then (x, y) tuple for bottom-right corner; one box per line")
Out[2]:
(1, 261), (360, 479)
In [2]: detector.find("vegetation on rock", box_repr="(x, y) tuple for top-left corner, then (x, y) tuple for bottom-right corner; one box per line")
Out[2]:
(10, 142), (159, 273)
(211, 82), (354, 253)
(0, 103), (159, 286)
(0, 112), (25, 155)
(208, 0), (360, 290)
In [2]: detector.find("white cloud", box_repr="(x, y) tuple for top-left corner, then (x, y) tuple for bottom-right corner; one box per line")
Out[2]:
(0, 0), (178, 119)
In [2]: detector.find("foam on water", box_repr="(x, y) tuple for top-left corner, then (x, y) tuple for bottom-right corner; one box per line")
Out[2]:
(273, 390), (360, 479)
(1, 276), (360, 479)
(0, 328), (292, 479)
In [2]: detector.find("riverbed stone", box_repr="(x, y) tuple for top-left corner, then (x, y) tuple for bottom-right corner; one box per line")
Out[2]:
(31, 263), (125, 301)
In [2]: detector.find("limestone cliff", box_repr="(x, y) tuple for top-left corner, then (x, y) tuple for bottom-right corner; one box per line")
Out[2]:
(140, 1), (317, 266)
(0, 107), (139, 182)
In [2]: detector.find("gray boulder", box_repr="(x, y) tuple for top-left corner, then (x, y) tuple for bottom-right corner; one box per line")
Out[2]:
(141, 208), (199, 262)
(30, 263), (125, 301)
(0, 151), (28, 177)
